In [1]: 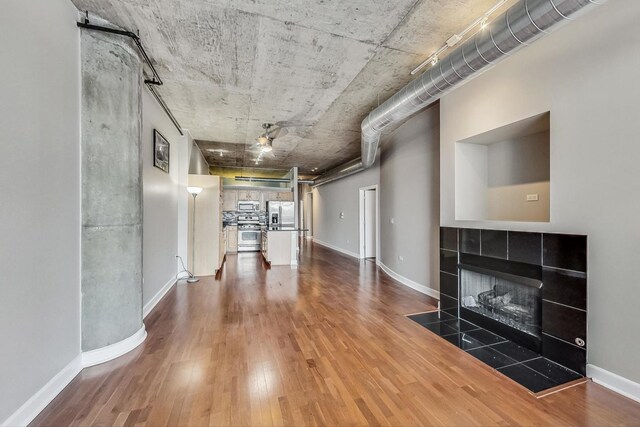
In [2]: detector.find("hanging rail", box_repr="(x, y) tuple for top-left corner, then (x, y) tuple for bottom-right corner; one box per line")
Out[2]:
(77, 12), (184, 136)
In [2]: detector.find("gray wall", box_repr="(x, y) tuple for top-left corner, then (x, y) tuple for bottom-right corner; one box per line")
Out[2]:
(141, 88), (182, 308)
(81, 27), (143, 351)
(440, 0), (640, 382)
(189, 141), (209, 174)
(379, 106), (440, 292)
(0, 0), (81, 422)
(486, 131), (550, 222)
(312, 163), (379, 255)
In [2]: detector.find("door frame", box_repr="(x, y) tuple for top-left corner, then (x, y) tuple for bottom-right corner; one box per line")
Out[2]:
(359, 184), (379, 260)
(305, 191), (313, 239)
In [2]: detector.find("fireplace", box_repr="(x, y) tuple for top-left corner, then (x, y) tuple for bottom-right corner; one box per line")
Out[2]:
(460, 265), (542, 340)
(440, 227), (588, 375)
(456, 252), (545, 352)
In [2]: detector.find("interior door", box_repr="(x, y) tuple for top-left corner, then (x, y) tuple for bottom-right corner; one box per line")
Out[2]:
(364, 189), (376, 258)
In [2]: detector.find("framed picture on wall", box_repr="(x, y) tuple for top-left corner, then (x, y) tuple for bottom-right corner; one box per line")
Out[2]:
(153, 129), (170, 173)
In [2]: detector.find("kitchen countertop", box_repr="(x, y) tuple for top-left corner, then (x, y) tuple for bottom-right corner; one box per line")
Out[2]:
(262, 227), (309, 232)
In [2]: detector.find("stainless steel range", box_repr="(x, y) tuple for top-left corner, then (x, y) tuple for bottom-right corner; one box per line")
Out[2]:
(237, 214), (262, 252)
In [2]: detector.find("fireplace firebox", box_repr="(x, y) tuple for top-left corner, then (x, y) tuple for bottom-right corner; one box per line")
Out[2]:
(460, 265), (542, 343)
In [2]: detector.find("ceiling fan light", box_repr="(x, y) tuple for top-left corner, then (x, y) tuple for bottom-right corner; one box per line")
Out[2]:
(257, 135), (270, 145)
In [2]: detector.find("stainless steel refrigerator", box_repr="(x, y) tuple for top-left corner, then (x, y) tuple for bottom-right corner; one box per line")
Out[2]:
(267, 201), (295, 227)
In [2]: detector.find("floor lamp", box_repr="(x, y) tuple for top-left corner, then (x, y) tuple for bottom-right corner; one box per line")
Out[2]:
(187, 186), (203, 283)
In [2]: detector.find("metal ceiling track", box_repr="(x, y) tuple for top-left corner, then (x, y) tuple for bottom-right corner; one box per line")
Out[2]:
(77, 12), (184, 136)
(313, 0), (606, 187)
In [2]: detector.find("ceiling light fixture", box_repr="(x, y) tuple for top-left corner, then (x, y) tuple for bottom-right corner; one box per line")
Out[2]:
(410, 0), (508, 75)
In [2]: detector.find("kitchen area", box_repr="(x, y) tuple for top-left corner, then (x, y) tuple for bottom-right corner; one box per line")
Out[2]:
(222, 187), (301, 266)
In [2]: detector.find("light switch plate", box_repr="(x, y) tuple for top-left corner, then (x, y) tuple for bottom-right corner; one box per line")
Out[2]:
(526, 193), (539, 201)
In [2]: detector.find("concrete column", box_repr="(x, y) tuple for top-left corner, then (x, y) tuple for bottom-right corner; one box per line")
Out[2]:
(81, 28), (143, 351)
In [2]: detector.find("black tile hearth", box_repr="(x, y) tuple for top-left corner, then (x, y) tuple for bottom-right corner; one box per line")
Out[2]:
(422, 321), (459, 336)
(408, 311), (585, 393)
(542, 267), (587, 310)
(442, 332), (487, 351)
(442, 318), (480, 333)
(491, 341), (540, 363)
(523, 358), (582, 384)
(481, 229), (508, 259)
(467, 346), (517, 369)
(464, 328), (507, 346)
(508, 231), (542, 265)
(408, 311), (456, 325)
(460, 228), (480, 255)
(498, 364), (557, 393)
(543, 233), (587, 272)
(440, 249), (458, 275)
(440, 272), (458, 299)
(440, 227), (458, 251)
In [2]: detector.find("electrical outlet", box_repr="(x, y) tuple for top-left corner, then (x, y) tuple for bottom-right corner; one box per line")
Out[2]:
(347, 239), (350, 244)
(398, 255), (404, 262)
(390, 217), (395, 224)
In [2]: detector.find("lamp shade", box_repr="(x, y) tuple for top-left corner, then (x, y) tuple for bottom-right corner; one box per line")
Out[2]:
(187, 186), (203, 195)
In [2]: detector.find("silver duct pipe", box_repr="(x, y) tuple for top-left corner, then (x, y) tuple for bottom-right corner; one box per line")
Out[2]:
(313, 0), (605, 187)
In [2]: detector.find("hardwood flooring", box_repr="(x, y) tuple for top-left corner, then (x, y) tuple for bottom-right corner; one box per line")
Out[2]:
(33, 241), (640, 426)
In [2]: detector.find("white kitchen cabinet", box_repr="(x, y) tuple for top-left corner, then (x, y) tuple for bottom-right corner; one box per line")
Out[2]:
(238, 190), (260, 202)
(264, 191), (293, 203)
(223, 189), (237, 211)
(237, 190), (250, 201)
(226, 226), (238, 253)
(261, 229), (295, 266)
(279, 191), (294, 201)
(219, 231), (226, 268)
(265, 192), (278, 203)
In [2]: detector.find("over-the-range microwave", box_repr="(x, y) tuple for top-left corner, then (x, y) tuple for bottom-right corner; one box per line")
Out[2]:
(237, 201), (260, 211)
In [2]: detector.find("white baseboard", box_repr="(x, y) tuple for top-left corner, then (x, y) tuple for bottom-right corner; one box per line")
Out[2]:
(2, 326), (148, 426)
(1, 355), (82, 427)
(82, 325), (147, 368)
(377, 261), (440, 300)
(587, 364), (640, 403)
(143, 275), (178, 319)
(312, 238), (359, 259)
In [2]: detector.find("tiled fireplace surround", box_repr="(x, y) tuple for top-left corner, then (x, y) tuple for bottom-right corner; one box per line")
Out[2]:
(427, 227), (587, 391)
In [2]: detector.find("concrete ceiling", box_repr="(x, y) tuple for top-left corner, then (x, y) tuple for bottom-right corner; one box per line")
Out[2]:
(71, 0), (506, 174)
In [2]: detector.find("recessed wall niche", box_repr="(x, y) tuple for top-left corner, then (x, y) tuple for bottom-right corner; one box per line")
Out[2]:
(455, 112), (550, 222)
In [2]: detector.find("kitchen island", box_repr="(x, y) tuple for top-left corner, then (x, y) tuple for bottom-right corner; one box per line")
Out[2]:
(261, 227), (307, 266)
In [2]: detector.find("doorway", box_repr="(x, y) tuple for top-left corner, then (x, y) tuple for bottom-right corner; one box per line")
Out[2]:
(359, 185), (378, 260)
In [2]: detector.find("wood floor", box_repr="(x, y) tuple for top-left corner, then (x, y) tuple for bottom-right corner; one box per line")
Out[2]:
(33, 241), (640, 426)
